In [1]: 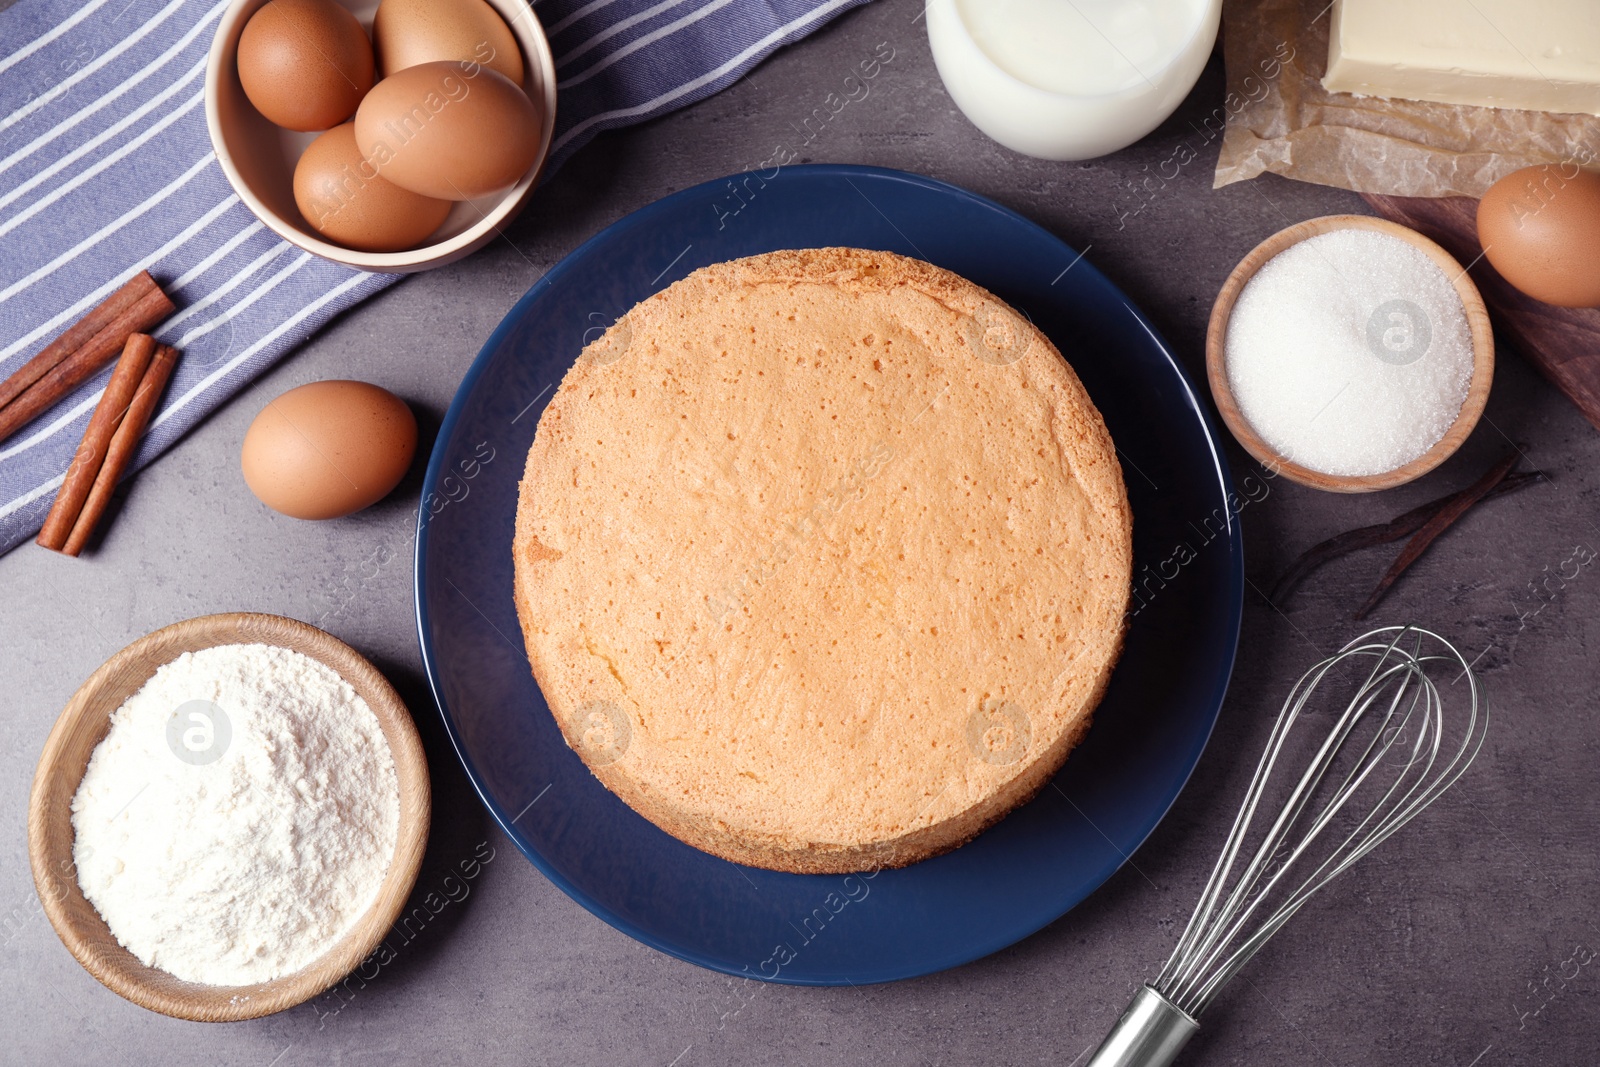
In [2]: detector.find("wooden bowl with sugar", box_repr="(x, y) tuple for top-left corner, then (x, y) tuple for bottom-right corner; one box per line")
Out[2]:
(27, 612), (430, 1022)
(1206, 214), (1495, 493)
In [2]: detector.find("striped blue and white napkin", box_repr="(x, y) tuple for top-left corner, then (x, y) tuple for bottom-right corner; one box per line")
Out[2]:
(0, 0), (871, 556)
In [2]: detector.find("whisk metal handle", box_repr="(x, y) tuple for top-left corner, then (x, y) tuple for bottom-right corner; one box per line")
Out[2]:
(1083, 985), (1198, 1067)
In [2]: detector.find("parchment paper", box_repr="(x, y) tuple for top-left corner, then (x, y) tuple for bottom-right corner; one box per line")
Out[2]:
(1214, 0), (1600, 197)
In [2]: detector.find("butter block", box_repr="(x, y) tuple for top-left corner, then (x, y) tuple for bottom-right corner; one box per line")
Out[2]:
(1323, 0), (1600, 116)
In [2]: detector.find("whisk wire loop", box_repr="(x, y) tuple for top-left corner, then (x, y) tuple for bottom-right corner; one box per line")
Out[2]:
(1179, 653), (1437, 1005)
(1150, 626), (1484, 1018)
(1087, 627), (1483, 1067)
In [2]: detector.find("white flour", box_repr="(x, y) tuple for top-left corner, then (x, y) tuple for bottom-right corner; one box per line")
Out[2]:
(71, 643), (399, 986)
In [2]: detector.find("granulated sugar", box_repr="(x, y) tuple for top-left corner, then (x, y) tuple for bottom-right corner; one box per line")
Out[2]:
(71, 643), (399, 986)
(1224, 229), (1474, 477)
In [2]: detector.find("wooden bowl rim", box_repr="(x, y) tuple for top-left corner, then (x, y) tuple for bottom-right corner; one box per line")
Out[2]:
(201, 0), (558, 273)
(1205, 213), (1496, 493)
(27, 612), (431, 1022)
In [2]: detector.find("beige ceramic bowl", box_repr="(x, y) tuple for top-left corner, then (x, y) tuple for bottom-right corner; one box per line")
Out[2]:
(204, 0), (556, 272)
(1206, 215), (1495, 493)
(28, 613), (431, 1022)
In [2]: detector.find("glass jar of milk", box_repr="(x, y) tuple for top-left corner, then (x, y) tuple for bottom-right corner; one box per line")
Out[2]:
(927, 0), (1222, 160)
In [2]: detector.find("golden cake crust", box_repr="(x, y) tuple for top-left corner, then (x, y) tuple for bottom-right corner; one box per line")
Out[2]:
(513, 247), (1132, 873)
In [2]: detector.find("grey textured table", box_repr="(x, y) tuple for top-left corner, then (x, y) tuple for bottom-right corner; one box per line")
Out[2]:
(4, 2), (1598, 1063)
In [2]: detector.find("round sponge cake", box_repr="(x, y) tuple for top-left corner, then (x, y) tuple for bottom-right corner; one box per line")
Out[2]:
(513, 248), (1132, 873)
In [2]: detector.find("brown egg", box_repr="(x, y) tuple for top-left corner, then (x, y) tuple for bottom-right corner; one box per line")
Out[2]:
(1477, 164), (1600, 308)
(293, 124), (452, 252)
(373, 0), (524, 83)
(237, 0), (374, 132)
(354, 60), (540, 200)
(242, 381), (417, 520)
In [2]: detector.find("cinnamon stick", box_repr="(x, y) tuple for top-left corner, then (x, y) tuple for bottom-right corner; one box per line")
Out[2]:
(0, 272), (161, 414)
(1352, 451), (1521, 620)
(37, 334), (157, 551)
(60, 344), (179, 556)
(0, 280), (173, 445)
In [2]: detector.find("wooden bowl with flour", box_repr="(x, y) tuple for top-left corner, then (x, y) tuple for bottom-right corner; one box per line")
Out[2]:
(27, 612), (430, 1022)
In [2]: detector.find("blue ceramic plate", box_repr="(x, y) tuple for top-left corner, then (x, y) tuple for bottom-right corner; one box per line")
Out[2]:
(415, 165), (1242, 985)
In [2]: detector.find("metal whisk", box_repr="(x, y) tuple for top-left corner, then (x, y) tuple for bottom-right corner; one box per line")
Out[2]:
(1085, 626), (1487, 1067)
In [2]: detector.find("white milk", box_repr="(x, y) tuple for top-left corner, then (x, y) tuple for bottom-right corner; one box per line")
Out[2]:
(927, 0), (1221, 160)
(954, 0), (1210, 96)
